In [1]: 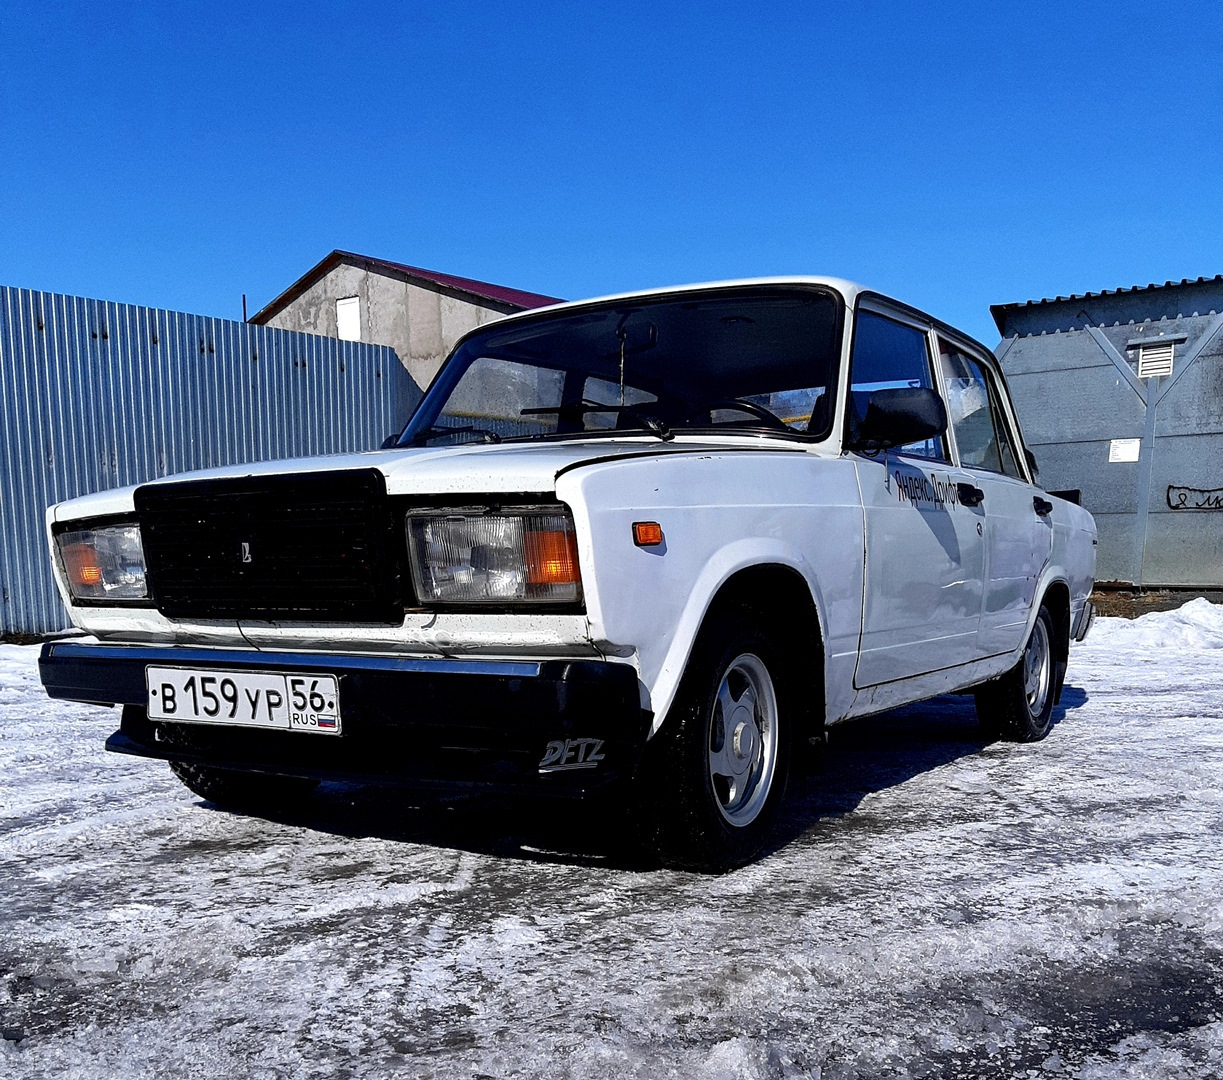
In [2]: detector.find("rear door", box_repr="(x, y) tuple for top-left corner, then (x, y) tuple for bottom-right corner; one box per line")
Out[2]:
(852, 305), (986, 687)
(937, 337), (1052, 657)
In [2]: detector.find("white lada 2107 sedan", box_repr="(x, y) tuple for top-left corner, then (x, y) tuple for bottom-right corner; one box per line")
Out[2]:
(40, 279), (1097, 870)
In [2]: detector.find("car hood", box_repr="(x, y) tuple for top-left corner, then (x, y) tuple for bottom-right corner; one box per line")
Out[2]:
(50, 437), (794, 520)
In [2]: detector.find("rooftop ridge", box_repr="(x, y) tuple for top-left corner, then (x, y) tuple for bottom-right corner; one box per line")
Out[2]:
(990, 275), (1223, 334)
(251, 250), (563, 325)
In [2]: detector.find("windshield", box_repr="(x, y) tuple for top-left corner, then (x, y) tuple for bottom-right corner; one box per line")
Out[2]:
(400, 285), (843, 446)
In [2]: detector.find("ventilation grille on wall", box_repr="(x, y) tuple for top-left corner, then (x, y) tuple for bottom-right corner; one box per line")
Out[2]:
(1137, 342), (1174, 378)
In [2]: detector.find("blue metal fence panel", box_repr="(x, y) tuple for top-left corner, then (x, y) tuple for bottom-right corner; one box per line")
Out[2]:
(0, 286), (412, 636)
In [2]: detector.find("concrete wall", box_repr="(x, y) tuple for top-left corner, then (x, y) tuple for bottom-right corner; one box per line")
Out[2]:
(998, 292), (1223, 588)
(262, 264), (513, 402)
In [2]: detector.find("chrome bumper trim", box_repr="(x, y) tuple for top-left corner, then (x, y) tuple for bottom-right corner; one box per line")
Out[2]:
(42, 642), (545, 678)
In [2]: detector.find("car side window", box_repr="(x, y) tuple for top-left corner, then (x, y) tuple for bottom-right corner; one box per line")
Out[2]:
(849, 310), (946, 461)
(937, 340), (1025, 479)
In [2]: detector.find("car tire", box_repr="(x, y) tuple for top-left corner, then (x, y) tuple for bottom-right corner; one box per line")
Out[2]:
(168, 761), (318, 812)
(974, 602), (1061, 743)
(636, 608), (794, 872)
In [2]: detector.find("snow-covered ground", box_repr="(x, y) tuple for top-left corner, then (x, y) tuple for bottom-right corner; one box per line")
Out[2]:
(3, 604), (1223, 1079)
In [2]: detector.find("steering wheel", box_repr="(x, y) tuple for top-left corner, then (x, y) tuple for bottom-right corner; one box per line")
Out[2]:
(695, 398), (790, 431)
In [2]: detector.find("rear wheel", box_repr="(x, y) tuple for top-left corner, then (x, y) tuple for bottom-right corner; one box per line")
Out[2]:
(168, 761), (318, 812)
(636, 610), (794, 872)
(974, 602), (1061, 742)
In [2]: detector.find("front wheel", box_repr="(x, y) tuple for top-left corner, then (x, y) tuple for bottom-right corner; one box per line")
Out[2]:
(974, 602), (1061, 742)
(636, 611), (793, 872)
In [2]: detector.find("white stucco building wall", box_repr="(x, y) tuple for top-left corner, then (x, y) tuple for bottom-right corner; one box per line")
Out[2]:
(252, 251), (562, 399)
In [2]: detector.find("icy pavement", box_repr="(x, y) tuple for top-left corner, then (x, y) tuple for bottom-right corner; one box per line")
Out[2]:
(2, 604), (1223, 1079)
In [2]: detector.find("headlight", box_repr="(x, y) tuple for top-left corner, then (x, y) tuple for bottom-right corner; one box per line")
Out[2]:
(407, 509), (581, 605)
(56, 523), (148, 602)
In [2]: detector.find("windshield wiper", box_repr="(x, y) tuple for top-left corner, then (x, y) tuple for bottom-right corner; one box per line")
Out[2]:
(522, 402), (673, 441)
(411, 425), (502, 446)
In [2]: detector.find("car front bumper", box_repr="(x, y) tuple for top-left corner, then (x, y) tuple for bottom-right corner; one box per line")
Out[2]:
(39, 641), (649, 797)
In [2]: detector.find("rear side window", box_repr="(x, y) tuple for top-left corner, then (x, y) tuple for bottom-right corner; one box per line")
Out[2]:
(937, 340), (1024, 479)
(849, 310), (946, 461)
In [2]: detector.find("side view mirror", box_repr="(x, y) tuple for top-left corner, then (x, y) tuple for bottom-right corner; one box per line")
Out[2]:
(380, 434), (402, 450)
(848, 387), (947, 451)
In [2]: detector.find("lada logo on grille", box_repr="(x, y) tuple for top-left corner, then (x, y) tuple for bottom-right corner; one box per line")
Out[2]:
(240, 541), (252, 563)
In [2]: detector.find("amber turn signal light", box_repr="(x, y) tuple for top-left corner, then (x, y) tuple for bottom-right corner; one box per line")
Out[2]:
(524, 528), (581, 586)
(632, 521), (664, 547)
(62, 543), (103, 588)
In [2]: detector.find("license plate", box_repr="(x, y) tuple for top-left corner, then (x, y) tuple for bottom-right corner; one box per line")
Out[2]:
(145, 666), (342, 735)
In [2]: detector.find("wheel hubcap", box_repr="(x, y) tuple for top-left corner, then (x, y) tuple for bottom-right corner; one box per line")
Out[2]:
(1024, 618), (1052, 718)
(708, 653), (778, 827)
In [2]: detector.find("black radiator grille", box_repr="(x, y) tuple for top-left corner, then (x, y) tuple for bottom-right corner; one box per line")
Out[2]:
(134, 469), (403, 622)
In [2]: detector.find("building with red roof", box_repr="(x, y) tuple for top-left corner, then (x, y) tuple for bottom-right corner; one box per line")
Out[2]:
(250, 250), (562, 394)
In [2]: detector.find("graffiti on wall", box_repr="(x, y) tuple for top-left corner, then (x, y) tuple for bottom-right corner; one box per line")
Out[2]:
(1167, 486), (1223, 511)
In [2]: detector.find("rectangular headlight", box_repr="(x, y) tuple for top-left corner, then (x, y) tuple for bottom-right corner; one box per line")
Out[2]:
(407, 509), (581, 605)
(56, 523), (149, 602)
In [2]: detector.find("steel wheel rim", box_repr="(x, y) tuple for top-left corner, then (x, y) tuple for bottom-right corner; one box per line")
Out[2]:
(707, 652), (778, 827)
(1024, 618), (1052, 718)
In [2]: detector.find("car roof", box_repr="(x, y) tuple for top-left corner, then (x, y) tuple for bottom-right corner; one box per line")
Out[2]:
(451, 276), (999, 374)
(482, 276), (868, 323)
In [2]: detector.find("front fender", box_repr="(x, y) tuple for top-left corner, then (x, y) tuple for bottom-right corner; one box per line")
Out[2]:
(645, 539), (829, 737)
(558, 450), (865, 736)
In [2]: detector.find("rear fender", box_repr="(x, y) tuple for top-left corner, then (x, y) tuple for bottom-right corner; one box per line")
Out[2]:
(1012, 567), (1072, 668)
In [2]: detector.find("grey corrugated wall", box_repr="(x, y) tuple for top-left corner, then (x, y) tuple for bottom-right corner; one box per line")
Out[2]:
(0, 286), (414, 636)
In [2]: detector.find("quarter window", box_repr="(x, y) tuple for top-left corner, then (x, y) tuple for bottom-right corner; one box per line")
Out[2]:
(937, 340), (1024, 479)
(849, 310), (946, 461)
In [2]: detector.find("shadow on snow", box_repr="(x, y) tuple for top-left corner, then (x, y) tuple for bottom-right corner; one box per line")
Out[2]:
(764, 682), (1088, 860)
(193, 685), (1090, 873)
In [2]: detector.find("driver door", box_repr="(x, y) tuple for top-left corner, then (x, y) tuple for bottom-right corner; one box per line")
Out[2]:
(851, 306), (986, 688)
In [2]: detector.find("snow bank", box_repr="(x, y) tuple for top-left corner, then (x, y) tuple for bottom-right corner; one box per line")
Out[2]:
(1087, 596), (1223, 650)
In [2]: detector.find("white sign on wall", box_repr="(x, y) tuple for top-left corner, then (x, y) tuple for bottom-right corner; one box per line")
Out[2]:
(1108, 438), (1141, 463)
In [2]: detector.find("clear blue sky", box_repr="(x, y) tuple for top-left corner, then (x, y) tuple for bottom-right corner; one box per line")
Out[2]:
(2, 1), (1220, 344)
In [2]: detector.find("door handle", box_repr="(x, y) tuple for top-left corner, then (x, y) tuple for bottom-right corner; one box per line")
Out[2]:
(1033, 496), (1053, 516)
(957, 482), (985, 507)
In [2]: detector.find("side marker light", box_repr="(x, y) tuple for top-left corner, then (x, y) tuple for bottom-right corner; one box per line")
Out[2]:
(632, 521), (664, 547)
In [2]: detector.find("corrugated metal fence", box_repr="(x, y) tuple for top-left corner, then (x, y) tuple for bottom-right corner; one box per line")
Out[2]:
(0, 286), (414, 637)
